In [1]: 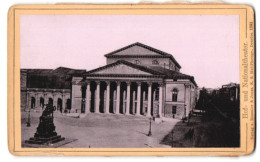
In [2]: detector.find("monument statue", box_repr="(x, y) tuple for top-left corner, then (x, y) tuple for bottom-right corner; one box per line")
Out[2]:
(25, 102), (65, 145)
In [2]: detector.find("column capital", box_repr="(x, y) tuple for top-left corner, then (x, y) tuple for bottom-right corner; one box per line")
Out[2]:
(147, 82), (153, 86)
(96, 81), (101, 85)
(136, 82), (142, 86)
(105, 81), (110, 85)
(184, 84), (191, 88)
(158, 82), (165, 87)
(116, 81), (121, 86)
(85, 80), (90, 85)
(126, 81), (131, 86)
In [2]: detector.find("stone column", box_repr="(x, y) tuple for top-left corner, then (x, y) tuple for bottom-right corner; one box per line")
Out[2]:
(35, 93), (38, 108)
(84, 87), (87, 113)
(235, 86), (239, 101)
(86, 82), (91, 113)
(44, 92), (47, 105)
(136, 82), (141, 116)
(158, 83), (164, 118)
(95, 81), (100, 113)
(81, 85), (87, 114)
(184, 84), (191, 118)
(105, 81), (110, 113)
(116, 81), (121, 114)
(147, 82), (152, 117)
(53, 94), (57, 110)
(126, 82), (131, 115)
(62, 94), (66, 113)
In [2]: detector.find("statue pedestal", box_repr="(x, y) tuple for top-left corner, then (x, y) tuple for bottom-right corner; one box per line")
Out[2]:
(25, 104), (66, 146)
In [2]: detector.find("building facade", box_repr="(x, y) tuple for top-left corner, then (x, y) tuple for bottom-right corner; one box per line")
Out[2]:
(71, 42), (198, 119)
(21, 67), (86, 112)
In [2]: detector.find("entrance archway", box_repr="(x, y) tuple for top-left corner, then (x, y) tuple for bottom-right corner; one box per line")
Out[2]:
(40, 97), (44, 108)
(66, 99), (71, 113)
(31, 97), (35, 109)
(48, 98), (53, 106)
(57, 98), (62, 112)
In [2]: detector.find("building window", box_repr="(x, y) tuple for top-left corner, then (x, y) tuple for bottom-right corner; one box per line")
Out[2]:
(152, 60), (159, 65)
(172, 88), (178, 102)
(134, 60), (141, 65)
(172, 106), (177, 114)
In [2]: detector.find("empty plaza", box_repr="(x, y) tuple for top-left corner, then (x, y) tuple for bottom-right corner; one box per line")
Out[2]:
(21, 111), (186, 148)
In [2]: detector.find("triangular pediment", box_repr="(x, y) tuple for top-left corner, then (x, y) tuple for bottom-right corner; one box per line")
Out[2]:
(86, 60), (162, 76)
(105, 42), (171, 57)
(110, 45), (160, 56)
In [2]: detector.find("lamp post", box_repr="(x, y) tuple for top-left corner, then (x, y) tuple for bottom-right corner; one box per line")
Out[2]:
(171, 129), (174, 148)
(182, 104), (187, 123)
(147, 117), (152, 136)
(26, 106), (31, 127)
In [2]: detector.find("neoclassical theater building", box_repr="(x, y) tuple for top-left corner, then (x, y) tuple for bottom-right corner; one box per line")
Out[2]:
(71, 42), (198, 119)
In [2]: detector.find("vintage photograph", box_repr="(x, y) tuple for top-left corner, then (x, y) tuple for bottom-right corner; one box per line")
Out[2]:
(19, 14), (241, 148)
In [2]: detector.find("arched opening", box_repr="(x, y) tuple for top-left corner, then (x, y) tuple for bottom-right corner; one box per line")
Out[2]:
(48, 98), (53, 106)
(40, 97), (44, 108)
(57, 98), (63, 112)
(31, 97), (35, 109)
(66, 99), (71, 113)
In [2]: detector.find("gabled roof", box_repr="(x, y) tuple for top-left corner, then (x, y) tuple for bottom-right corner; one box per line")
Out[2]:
(104, 42), (181, 68)
(148, 66), (198, 87)
(85, 60), (163, 76)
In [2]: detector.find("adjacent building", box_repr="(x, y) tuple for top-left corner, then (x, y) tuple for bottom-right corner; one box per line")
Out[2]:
(217, 82), (240, 101)
(21, 67), (86, 112)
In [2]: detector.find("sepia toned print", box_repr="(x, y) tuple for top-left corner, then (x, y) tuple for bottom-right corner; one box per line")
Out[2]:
(8, 4), (255, 156)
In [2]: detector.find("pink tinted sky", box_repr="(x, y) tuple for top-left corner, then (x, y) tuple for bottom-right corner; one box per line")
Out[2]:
(20, 15), (239, 88)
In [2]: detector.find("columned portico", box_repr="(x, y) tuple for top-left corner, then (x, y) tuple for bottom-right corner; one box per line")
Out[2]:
(81, 80), (163, 118)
